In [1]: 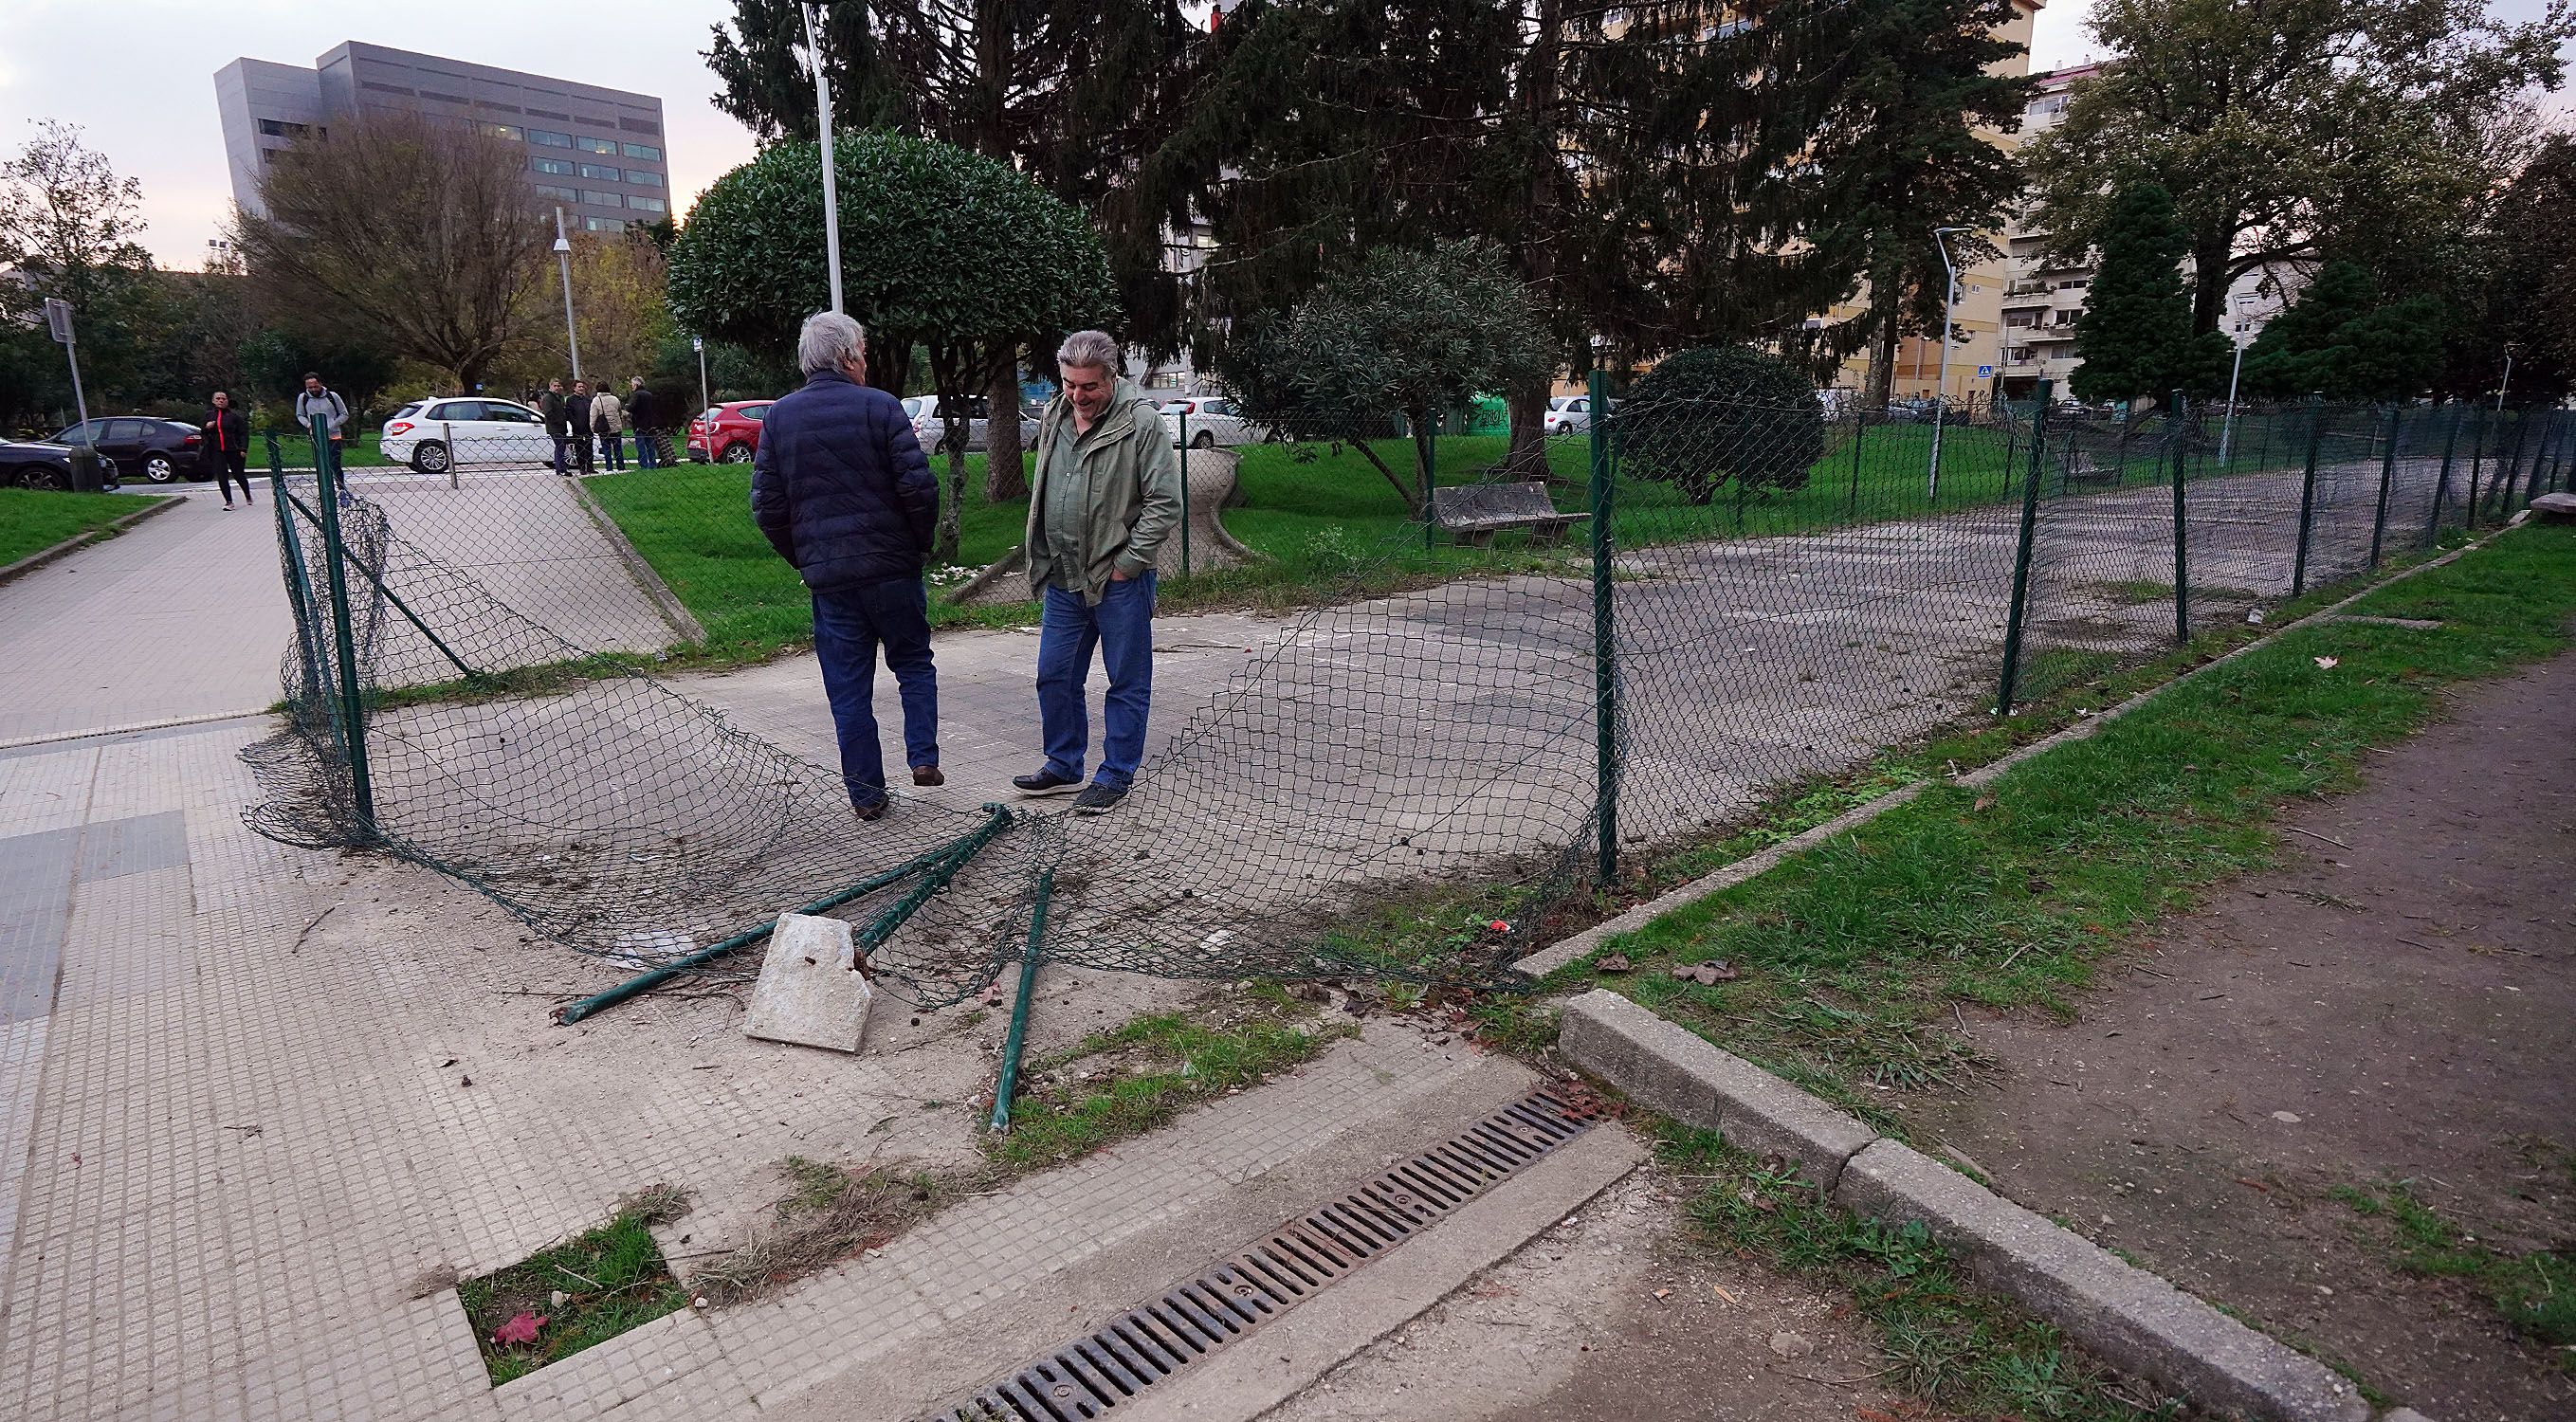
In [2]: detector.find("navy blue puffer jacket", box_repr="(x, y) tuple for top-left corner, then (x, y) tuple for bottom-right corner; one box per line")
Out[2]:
(750, 369), (937, 592)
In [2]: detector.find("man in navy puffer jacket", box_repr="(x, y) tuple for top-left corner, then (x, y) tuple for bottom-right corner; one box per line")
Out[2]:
(752, 312), (942, 820)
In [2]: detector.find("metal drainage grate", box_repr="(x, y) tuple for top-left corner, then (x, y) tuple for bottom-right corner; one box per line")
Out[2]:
(924, 1087), (1599, 1421)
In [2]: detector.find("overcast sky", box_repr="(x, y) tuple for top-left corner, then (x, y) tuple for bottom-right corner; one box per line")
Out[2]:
(0, 0), (2564, 270)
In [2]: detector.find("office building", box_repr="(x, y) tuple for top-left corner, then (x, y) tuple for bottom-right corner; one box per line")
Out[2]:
(214, 43), (668, 234)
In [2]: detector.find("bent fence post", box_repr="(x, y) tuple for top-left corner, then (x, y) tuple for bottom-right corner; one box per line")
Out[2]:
(1587, 369), (1618, 886)
(308, 413), (375, 832)
(2290, 395), (2324, 598)
(2367, 406), (2400, 570)
(989, 869), (1053, 1134)
(2426, 404), (2463, 546)
(2168, 391), (2190, 645)
(1995, 381), (2051, 717)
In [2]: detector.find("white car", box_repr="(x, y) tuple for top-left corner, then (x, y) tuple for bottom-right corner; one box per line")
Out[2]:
(381, 397), (554, 474)
(904, 395), (1041, 454)
(1543, 395), (1597, 435)
(1158, 396), (1266, 448)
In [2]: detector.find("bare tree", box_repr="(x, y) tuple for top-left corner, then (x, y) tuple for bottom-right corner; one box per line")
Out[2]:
(231, 112), (552, 391)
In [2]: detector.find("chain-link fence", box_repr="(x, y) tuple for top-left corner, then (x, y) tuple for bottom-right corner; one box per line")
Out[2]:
(242, 392), (2570, 1017)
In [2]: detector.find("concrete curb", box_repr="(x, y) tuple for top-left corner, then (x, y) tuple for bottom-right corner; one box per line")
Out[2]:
(1513, 520), (2518, 982)
(0, 494), (181, 588)
(1556, 989), (2400, 1422)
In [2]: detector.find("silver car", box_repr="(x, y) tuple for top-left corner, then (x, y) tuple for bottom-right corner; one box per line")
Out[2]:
(904, 395), (1041, 454)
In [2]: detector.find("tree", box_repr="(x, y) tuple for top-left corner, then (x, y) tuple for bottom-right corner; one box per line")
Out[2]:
(2024, 0), (2574, 337)
(1222, 240), (1549, 517)
(2238, 262), (2442, 402)
(2071, 185), (2225, 406)
(667, 132), (1114, 559)
(538, 232), (674, 389)
(1618, 346), (1825, 506)
(0, 120), (158, 422)
(2449, 134), (2576, 403)
(231, 113), (554, 392)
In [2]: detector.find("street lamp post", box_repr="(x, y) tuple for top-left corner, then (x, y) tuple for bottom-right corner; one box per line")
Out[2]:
(2496, 343), (2518, 413)
(1927, 227), (1968, 503)
(694, 336), (710, 414)
(2218, 293), (2258, 465)
(553, 209), (581, 381)
(803, 3), (844, 315)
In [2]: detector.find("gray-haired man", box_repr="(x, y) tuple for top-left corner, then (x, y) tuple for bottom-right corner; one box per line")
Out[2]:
(1011, 331), (1183, 815)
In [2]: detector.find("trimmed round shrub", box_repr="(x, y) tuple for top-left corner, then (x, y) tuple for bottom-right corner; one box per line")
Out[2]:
(1618, 346), (1824, 504)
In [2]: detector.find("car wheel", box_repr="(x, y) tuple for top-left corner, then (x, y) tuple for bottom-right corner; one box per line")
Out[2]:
(143, 452), (177, 483)
(17, 465), (69, 491)
(1191, 430), (1217, 449)
(411, 442), (450, 475)
(720, 442), (754, 464)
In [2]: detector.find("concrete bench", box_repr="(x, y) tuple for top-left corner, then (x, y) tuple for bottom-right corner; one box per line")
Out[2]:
(1431, 482), (1589, 548)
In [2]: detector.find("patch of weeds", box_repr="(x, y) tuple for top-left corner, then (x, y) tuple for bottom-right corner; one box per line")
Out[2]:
(1560, 526), (2576, 1117)
(1657, 1124), (2187, 1420)
(459, 1185), (694, 1385)
(2102, 578), (2176, 605)
(2335, 1181), (2576, 1362)
(992, 983), (1358, 1173)
(690, 1158), (959, 1306)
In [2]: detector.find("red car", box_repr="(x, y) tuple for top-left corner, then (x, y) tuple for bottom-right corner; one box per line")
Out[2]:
(687, 399), (775, 464)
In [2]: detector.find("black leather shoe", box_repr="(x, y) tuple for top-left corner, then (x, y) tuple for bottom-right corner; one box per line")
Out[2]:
(1012, 769), (1082, 797)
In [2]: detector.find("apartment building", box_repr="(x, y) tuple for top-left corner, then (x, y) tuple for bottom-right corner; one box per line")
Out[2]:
(214, 44), (668, 236)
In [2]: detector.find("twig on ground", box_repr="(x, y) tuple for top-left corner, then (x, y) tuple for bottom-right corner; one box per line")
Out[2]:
(554, 1263), (600, 1289)
(2285, 825), (2351, 849)
(1776, 1363), (1902, 1386)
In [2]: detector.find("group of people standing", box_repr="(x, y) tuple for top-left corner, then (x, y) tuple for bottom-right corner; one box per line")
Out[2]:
(752, 316), (1181, 820)
(540, 375), (669, 476)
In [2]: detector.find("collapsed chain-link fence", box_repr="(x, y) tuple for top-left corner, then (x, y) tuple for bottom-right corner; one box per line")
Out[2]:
(242, 392), (2572, 1014)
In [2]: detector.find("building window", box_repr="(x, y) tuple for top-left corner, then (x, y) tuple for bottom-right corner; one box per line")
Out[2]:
(533, 157), (574, 175)
(580, 190), (624, 208)
(359, 82), (417, 97)
(525, 108), (569, 121)
(484, 123), (524, 141)
(421, 90), (472, 105)
(534, 183), (578, 204)
(577, 163), (621, 181)
(582, 216), (628, 233)
(529, 129), (573, 148)
(576, 136), (618, 155)
(626, 195), (667, 214)
(256, 118), (311, 138)
(620, 141), (663, 161)
(625, 169), (663, 189)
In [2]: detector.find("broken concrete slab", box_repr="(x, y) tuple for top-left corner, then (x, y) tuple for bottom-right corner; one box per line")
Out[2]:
(743, 912), (874, 1052)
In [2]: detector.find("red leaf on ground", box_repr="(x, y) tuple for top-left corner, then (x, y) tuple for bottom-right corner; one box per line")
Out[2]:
(491, 1311), (547, 1346)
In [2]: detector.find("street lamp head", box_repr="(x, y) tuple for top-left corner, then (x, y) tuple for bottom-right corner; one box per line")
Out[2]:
(553, 235), (572, 254)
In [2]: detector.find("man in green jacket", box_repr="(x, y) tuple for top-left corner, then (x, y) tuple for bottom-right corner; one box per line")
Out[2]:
(1011, 330), (1184, 815)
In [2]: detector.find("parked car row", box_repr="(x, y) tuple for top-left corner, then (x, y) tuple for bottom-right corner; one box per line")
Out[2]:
(46, 418), (206, 483)
(2, 436), (91, 490)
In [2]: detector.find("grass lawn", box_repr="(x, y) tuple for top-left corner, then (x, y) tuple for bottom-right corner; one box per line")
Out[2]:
(0, 488), (169, 565)
(590, 420), (2092, 666)
(1537, 522), (2576, 1124)
(459, 1187), (692, 1384)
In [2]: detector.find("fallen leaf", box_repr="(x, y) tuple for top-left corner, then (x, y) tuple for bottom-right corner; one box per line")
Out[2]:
(1711, 1284), (1740, 1305)
(1596, 952), (1632, 974)
(491, 1311), (546, 1347)
(2313, 656), (2338, 669)
(1972, 793), (1997, 812)
(1653, 1287), (1671, 1300)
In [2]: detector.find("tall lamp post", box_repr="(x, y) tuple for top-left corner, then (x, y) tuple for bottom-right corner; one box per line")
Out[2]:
(694, 336), (710, 414)
(2217, 292), (2260, 465)
(553, 209), (581, 381)
(1926, 226), (1969, 502)
(802, 3), (843, 314)
(2496, 342), (2518, 413)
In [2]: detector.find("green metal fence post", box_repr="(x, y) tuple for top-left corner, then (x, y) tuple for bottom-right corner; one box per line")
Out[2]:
(1178, 406), (1193, 576)
(2462, 406), (2487, 528)
(1845, 410), (1865, 520)
(2168, 390), (2190, 645)
(2512, 410), (2543, 512)
(2425, 403), (2463, 545)
(2367, 405), (2400, 570)
(989, 868), (1051, 1134)
(308, 412), (375, 831)
(1995, 381), (2051, 717)
(2289, 395), (2325, 598)
(1586, 369), (1617, 886)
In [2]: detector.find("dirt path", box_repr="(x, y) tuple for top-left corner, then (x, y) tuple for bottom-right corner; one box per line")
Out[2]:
(1909, 644), (2576, 1422)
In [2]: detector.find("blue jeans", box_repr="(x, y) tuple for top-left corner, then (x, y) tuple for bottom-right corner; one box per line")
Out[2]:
(1036, 574), (1155, 791)
(552, 433), (575, 474)
(599, 433), (625, 470)
(634, 430), (661, 469)
(812, 577), (939, 810)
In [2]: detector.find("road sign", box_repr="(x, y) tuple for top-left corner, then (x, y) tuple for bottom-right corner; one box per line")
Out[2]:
(44, 298), (74, 346)
(691, 336), (703, 353)
(1976, 364), (1994, 379)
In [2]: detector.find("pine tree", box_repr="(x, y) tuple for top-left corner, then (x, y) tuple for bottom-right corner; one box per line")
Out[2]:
(2241, 261), (2441, 402)
(2071, 184), (2223, 406)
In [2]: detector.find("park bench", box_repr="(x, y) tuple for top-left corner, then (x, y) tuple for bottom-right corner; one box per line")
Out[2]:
(1431, 482), (1590, 548)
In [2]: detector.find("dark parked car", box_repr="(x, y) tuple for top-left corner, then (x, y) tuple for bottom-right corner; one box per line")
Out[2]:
(1, 438), (88, 490)
(50, 417), (205, 483)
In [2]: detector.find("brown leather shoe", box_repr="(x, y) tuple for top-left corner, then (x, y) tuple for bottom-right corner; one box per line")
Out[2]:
(854, 797), (888, 822)
(911, 766), (945, 787)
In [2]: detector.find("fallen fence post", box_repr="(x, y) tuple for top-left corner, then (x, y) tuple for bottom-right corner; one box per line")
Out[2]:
(989, 869), (1053, 1134)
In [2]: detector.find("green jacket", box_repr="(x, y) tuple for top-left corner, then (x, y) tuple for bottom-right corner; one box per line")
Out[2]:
(1023, 379), (1183, 605)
